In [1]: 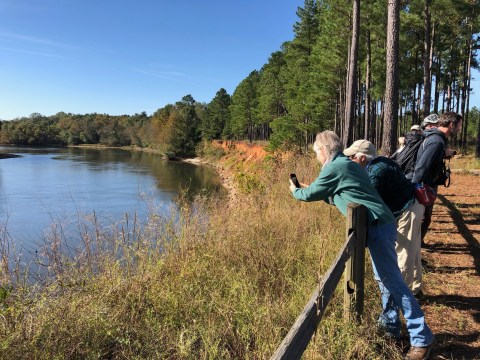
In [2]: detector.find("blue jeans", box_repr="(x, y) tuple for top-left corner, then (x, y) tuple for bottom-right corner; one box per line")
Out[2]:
(368, 222), (434, 347)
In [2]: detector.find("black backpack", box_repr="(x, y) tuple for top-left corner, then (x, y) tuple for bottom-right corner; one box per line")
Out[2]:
(395, 132), (425, 175)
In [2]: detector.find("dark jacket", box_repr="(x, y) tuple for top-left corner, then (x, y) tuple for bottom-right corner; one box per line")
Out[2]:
(411, 128), (446, 187)
(366, 156), (415, 218)
(399, 131), (425, 176)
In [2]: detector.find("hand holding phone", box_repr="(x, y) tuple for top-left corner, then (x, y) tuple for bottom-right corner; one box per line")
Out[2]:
(290, 173), (301, 188)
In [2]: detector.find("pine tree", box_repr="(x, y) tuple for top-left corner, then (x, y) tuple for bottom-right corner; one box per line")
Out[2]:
(382, 0), (401, 156)
(344, 0), (360, 146)
(228, 71), (260, 141)
(202, 88), (231, 140)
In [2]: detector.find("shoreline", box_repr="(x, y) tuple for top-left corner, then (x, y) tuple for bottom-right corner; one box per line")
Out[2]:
(183, 157), (238, 204)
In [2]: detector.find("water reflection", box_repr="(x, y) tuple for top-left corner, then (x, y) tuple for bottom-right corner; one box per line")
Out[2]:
(0, 146), (224, 255)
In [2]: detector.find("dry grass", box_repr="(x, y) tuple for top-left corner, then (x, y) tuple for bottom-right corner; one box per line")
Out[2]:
(0, 148), (403, 359)
(450, 153), (480, 171)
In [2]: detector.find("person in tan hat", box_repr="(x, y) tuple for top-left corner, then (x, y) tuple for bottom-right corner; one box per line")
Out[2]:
(344, 139), (424, 295)
(344, 139), (434, 359)
(410, 124), (422, 134)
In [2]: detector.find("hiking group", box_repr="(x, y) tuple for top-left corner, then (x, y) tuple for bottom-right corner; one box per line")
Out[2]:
(289, 112), (463, 360)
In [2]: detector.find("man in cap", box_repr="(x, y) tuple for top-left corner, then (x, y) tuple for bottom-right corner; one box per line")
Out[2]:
(290, 131), (435, 359)
(411, 112), (463, 241)
(344, 140), (424, 295)
(421, 113), (439, 130)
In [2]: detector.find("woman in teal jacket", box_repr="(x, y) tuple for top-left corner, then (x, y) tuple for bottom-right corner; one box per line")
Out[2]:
(289, 131), (435, 360)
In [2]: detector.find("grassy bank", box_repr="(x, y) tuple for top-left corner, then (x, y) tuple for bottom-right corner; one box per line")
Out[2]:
(0, 144), (402, 359)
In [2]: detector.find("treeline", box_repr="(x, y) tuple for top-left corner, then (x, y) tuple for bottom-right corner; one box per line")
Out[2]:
(1, 0), (479, 156)
(0, 96), (203, 158)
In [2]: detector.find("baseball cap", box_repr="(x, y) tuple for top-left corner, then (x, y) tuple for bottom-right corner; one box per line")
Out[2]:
(422, 114), (439, 127)
(344, 139), (376, 157)
(410, 124), (421, 131)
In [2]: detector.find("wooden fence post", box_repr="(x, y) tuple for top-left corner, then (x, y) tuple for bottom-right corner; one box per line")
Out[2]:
(344, 203), (367, 322)
(271, 203), (367, 359)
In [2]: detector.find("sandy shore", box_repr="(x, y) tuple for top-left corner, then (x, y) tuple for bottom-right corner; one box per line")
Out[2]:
(183, 157), (238, 204)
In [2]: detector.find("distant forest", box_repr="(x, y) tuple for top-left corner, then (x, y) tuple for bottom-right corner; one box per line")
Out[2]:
(1, 0), (479, 157)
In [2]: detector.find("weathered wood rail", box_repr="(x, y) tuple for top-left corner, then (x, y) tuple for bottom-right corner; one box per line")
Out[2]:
(271, 203), (367, 360)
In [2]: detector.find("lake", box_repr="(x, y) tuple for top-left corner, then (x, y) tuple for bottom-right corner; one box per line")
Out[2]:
(0, 146), (223, 258)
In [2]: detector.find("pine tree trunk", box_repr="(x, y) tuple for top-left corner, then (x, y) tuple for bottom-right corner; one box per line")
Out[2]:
(412, 79), (418, 123)
(399, 96), (404, 135)
(365, 28), (372, 142)
(372, 100), (377, 144)
(434, 57), (440, 113)
(382, 0), (400, 156)
(357, 66), (363, 139)
(344, 0), (360, 147)
(462, 34), (472, 153)
(422, 0), (432, 118)
(334, 93), (339, 135)
(476, 117), (480, 158)
(417, 83), (422, 122)
(475, 109), (480, 159)
(379, 98), (385, 148)
(446, 83), (451, 112)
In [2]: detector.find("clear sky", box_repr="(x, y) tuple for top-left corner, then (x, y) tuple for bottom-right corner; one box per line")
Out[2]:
(0, 0), (303, 120)
(0, 1), (478, 121)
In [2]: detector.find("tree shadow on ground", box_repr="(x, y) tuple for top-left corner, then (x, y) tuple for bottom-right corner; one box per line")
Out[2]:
(433, 332), (480, 360)
(396, 332), (480, 359)
(419, 294), (480, 313)
(437, 194), (480, 275)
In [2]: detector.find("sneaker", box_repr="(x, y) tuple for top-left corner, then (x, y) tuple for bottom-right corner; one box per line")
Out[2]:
(404, 337), (436, 360)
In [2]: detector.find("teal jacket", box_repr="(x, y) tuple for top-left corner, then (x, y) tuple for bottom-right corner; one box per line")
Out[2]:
(292, 152), (395, 226)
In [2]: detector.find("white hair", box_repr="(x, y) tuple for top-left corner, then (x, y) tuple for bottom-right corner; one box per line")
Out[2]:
(314, 131), (343, 159)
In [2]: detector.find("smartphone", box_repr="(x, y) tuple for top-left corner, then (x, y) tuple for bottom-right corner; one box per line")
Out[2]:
(290, 173), (301, 188)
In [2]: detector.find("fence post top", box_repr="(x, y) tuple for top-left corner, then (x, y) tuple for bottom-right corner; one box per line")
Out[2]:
(347, 203), (365, 209)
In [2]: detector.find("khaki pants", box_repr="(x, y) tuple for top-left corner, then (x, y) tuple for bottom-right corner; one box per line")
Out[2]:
(395, 199), (425, 294)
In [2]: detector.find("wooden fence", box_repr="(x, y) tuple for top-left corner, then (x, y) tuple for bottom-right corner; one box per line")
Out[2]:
(271, 203), (367, 360)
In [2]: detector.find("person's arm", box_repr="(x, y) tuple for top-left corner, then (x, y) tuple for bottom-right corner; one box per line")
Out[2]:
(291, 167), (338, 202)
(412, 141), (444, 184)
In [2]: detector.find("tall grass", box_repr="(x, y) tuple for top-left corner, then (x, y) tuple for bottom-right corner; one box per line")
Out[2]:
(0, 150), (402, 359)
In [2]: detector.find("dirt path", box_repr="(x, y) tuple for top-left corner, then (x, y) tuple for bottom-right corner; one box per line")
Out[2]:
(420, 171), (480, 359)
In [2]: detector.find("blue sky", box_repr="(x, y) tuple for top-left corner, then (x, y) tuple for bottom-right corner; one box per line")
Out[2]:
(0, 0), (303, 120)
(0, 1), (478, 121)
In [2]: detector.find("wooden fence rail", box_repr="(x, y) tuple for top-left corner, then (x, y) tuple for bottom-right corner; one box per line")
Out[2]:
(271, 204), (367, 360)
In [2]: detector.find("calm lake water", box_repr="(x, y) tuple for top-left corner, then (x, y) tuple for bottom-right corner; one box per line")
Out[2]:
(0, 146), (223, 255)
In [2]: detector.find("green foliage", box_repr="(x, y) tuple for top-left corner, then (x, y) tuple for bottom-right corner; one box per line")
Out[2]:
(258, 51), (288, 125)
(195, 140), (226, 159)
(269, 114), (303, 151)
(169, 95), (202, 157)
(467, 107), (480, 141)
(1, 116), (63, 145)
(201, 88), (231, 140)
(228, 71), (261, 141)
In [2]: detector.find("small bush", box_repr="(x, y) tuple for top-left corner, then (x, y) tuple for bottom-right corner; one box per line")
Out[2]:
(196, 140), (226, 159)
